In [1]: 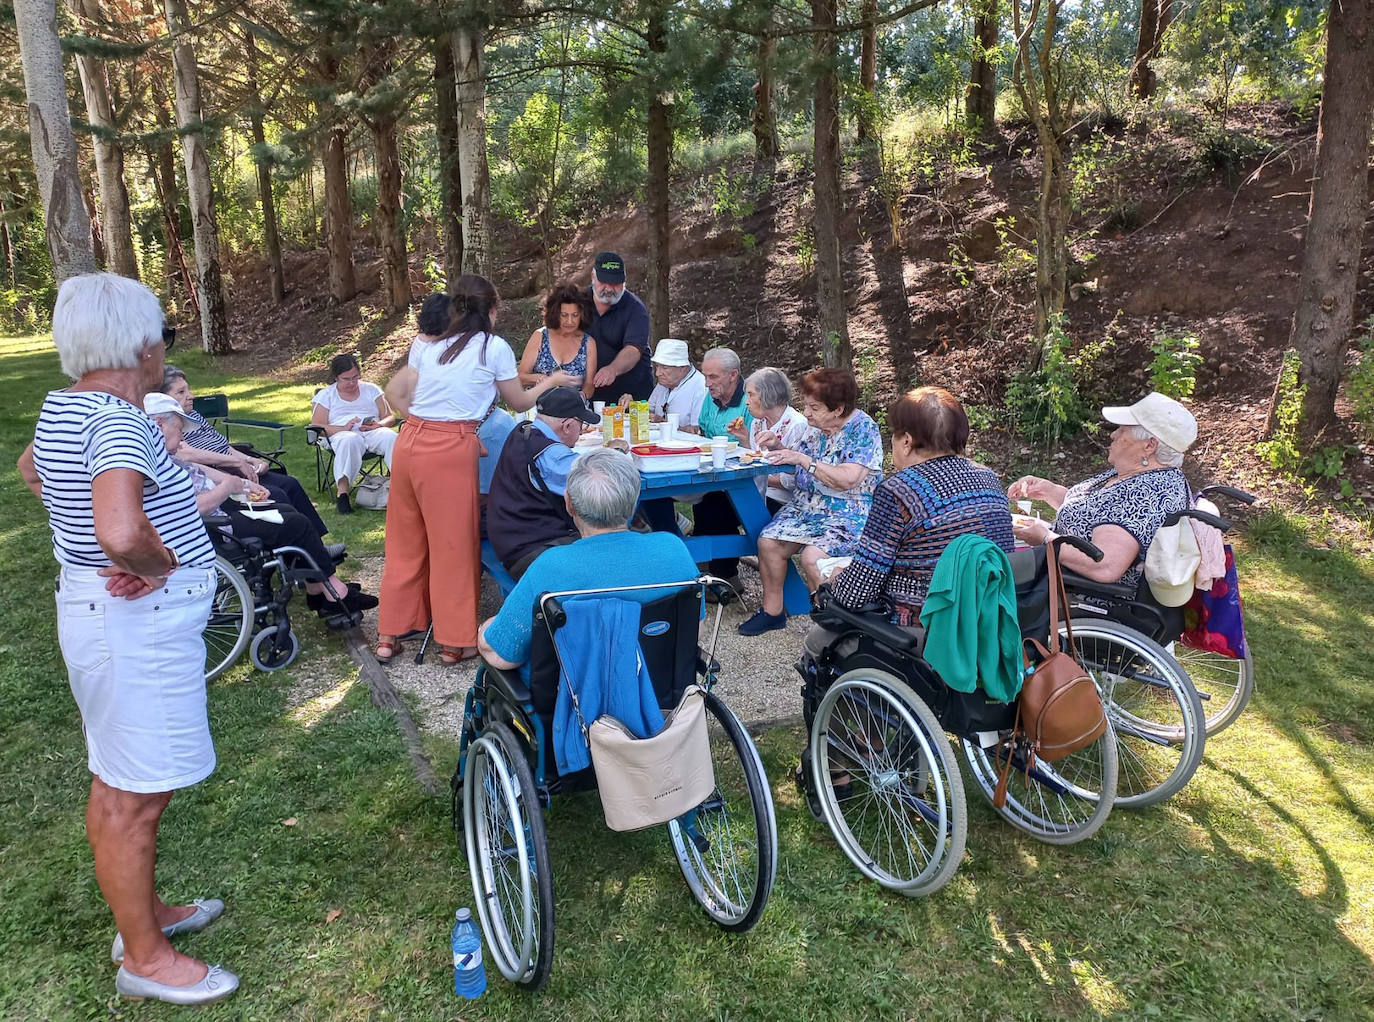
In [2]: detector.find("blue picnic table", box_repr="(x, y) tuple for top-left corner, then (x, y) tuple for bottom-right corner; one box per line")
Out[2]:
(638, 459), (810, 615)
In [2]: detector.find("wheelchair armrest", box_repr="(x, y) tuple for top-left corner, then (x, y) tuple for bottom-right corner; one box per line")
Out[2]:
(1199, 484), (1256, 506)
(1162, 507), (1232, 532)
(204, 510), (233, 528)
(482, 662), (533, 706)
(810, 587), (922, 655)
(1060, 570), (1137, 601)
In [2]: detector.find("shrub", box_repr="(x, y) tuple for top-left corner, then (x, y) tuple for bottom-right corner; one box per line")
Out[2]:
(1345, 317), (1374, 437)
(1006, 316), (1094, 447)
(1256, 348), (1304, 474)
(1149, 329), (1203, 399)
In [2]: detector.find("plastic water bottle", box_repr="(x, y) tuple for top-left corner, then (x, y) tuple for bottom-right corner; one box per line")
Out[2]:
(451, 907), (487, 999)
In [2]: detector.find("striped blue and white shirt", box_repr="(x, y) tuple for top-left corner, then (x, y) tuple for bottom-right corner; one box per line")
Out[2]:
(182, 408), (233, 454)
(32, 390), (215, 570)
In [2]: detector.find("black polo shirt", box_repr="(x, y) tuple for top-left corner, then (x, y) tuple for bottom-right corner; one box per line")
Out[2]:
(587, 287), (653, 402)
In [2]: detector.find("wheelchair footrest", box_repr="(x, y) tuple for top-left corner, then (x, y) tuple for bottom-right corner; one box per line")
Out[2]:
(321, 609), (363, 631)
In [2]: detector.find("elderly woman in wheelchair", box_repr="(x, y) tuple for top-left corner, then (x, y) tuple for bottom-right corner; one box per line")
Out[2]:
(146, 395), (376, 673)
(458, 449), (777, 990)
(1006, 393), (1252, 806)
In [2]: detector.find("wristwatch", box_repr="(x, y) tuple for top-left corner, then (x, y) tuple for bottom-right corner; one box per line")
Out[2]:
(164, 545), (180, 573)
(808, 459), (818, 473)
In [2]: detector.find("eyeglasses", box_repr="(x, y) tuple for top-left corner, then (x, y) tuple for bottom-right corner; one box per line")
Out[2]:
(162, 326), (176, 351)
(336, 373), (362, 383)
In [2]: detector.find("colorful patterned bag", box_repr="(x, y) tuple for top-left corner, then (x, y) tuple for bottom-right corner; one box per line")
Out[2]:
(1179, 544), (1247, 659)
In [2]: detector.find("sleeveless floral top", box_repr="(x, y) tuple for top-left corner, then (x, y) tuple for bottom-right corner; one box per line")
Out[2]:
(532, 327), (590, 376)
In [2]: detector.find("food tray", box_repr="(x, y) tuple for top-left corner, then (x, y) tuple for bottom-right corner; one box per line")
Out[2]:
(631, 440), (703, 473)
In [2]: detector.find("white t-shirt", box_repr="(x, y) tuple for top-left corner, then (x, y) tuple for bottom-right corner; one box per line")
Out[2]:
(648, 366), (708, 426)
(313, 381), (385, 426)
(406, 332), (517, 421)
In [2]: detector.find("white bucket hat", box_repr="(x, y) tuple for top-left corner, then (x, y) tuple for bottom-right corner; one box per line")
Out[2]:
(1145, 519), (1202, 607)
(1102, 392), (1197, 453)
(651, 338), (691, 367)
(144, 391), (195, 423)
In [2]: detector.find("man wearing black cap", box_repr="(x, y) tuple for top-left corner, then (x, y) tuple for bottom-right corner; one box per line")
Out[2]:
(486, 387), (600, 578)
(587, 251), (654, 403)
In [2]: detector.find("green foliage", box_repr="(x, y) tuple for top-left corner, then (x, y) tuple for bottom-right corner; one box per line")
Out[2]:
(1149, 329), (1204, 399)
(1257, 348), (1305, 474)
(1344, 317), (1374, 436)
(1190, 123), (1270, 185)
(793, 225), (816, 277)
(1006, 316), (1101, 447)
(704, 168), (755, 222)
(1301, 445), (1357, 500)
(1069, 128), (1140, 230)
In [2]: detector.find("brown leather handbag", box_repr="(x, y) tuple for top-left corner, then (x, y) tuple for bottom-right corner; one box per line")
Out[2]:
(995, 542), (1108, 805)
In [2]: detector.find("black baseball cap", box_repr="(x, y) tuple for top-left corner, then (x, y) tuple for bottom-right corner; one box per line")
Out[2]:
(537, 386), (600, 424)
(593, 251), (626, 284)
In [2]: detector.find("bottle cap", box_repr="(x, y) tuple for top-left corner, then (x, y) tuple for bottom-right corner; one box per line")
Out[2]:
(456, 907), (471, 921)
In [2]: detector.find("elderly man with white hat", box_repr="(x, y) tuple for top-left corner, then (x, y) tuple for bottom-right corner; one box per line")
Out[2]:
(1008, 391), (1197, 586)
(644, 337), (708, 430)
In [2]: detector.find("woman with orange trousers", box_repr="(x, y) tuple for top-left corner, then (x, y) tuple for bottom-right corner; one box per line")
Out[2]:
(377, 275), (578, 663)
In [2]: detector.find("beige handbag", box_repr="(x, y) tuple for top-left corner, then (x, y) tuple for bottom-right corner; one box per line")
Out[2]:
(569, 683), (717, 832)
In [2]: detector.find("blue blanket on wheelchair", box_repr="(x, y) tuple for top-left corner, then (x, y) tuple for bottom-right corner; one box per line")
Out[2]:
(552, 598), (665, 775)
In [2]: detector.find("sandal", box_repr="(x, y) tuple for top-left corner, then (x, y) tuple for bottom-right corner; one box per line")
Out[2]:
(374, 639), (403, 663)
(439, 646), (479, 665)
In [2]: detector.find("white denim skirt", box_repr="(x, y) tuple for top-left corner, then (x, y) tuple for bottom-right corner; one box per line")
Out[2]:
(56, 565), (216, 793)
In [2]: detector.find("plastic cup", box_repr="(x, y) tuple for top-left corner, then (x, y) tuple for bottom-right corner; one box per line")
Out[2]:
(710, 436), (729, 469)
(593, 401), (606, 420)
(664, 412), (680, 439)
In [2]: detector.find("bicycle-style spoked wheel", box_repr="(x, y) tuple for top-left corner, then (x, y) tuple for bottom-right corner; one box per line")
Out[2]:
(1065, 619), (1205, 808)
(1171, 642), (1254, 737)
(810, 669), (967, 896)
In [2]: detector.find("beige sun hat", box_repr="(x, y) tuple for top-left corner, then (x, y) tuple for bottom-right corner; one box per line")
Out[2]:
(1102, 392), (1197, 452)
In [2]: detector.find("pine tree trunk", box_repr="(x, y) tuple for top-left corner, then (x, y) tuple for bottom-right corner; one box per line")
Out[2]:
(373, 113), (411, 312)
(812, 0), (850, 368)
(319, 52), (356, 302)
(966, 0), (999, 131)
(69, 0), (138, 278)
(434, 34), (464, 282)
(453, 23), (491, 276)
(753, 8), (780, 164)
(856, 0), (878, 143)
(164, 0), (229, 353)
(12, 0), (96, 282)
(645, 6), (671, 340)
(0, 192), (15, 284)
(244, 28), (284, 303)
(1130, 0), (1169, 100)
(1288, 0), (1374, 441)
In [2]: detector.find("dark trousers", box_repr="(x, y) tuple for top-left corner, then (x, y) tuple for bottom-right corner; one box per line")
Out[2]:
(225, 464), (329, 538)
(507, 534), (579, 580)
(639, 498), (681, 536)
(220, 502), (334, 581)
(693, 490), (742, 577)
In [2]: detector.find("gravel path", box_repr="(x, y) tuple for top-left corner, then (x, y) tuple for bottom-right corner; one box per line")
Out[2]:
(348, 554), (811, 740)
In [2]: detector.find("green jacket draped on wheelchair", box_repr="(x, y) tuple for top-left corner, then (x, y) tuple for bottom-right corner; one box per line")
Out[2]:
(919, 533), (1023, 702)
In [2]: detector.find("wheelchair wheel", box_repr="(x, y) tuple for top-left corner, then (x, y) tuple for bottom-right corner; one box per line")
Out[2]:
(463, 721), (554, 990)
(206, 554), (252, 681)
(1066, 619), (1205, 808)
(249, 625), (300, 671)
(668, 692), (777, 931)
(960, 723), (1118, 845)
(1170, 644), (1254, 737)
(809, 669), (967, 897)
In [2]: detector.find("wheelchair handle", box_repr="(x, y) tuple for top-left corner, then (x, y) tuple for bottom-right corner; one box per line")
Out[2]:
(1163, 508), (1232, 532)
(1198, 484), (1256, 506)
(1051, 534), (1104, 562)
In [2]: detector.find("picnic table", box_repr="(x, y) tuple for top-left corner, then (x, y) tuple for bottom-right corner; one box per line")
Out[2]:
(480, 454), (809, 615)
(638, 458), (810, 615)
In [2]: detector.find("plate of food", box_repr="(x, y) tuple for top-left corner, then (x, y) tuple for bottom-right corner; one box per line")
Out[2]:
(693, 439), (740, 456)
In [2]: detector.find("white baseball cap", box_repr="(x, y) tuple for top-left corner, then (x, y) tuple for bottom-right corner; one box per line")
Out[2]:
(651, 338), (691, 367)
(1145, 521), (1201, 607)
(1102, 392), (1197, 453)
(144, 391), (195, 422)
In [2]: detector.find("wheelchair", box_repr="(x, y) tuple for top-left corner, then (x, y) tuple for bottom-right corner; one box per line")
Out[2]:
(796, 536), (1119, 899)
(203, 521), (355, 679)
(1058, 485), (1256, 808)
(451, 577), (778, 991)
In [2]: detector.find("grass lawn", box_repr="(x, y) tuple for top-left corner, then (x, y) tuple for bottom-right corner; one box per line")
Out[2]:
(1, 333), (1371, 1020)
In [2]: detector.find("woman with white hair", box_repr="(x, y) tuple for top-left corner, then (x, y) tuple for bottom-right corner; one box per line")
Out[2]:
(727, 366), (808, 513)
(16, 273), (239, 1004)
(1008, 392), (1195, 584)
